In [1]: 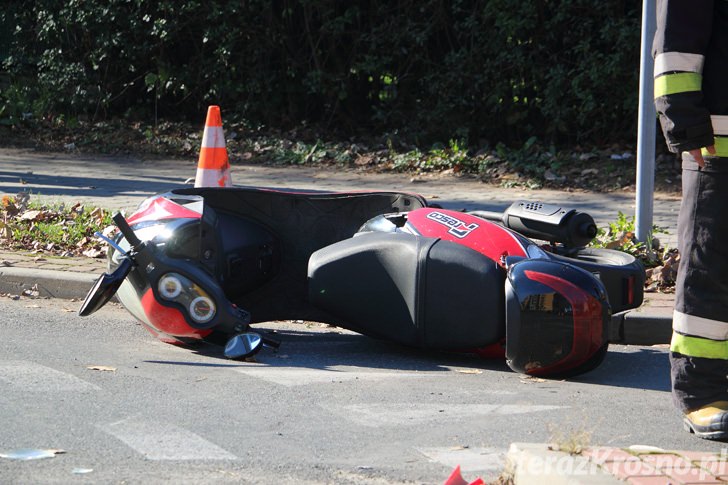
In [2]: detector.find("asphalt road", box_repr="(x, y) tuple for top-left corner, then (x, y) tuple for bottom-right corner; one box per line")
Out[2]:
(0, 297), (725, 485)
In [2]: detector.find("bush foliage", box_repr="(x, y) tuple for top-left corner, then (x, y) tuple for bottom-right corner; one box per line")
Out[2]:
(0, 1), (641, 146)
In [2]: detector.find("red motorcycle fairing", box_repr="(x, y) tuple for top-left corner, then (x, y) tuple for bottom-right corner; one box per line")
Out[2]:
(127, 193), (203, 225)
(141, 289), (213, 341)
(403, 208), (529, 263)
(113, 269), (213, 344)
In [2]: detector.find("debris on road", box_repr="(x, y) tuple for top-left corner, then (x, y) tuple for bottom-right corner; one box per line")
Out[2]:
(0, 448), (66, 460)
(86, 365), (117, 372)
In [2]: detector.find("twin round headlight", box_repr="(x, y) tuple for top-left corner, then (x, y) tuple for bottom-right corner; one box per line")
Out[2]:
(157, 273), (216, 324)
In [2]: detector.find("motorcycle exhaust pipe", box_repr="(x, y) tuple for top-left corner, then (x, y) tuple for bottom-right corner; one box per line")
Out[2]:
(469, 200), (597, 248)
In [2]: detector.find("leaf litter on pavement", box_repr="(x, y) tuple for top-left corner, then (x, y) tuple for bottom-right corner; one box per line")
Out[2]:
(1, 192), (114, 259)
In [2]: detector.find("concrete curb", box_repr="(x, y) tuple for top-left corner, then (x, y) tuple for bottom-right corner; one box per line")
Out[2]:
(610, 309), (673, 346)
(0, 266), (97, 300)
(621, 309), (673, 345)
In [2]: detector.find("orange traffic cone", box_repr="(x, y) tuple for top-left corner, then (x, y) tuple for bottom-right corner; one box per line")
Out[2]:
(194, 105), (233, 188)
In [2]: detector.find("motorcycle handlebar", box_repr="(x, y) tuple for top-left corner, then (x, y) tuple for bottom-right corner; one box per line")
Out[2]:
(112, 212), (142, 248)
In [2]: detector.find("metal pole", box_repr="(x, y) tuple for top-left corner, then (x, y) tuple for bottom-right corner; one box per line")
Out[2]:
(635, 0), (657, 242)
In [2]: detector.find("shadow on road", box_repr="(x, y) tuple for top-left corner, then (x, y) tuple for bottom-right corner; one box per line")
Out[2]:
(143, 360), (250, 368)
(142, 326), (514, 375)
(573, 347), (671, 392)
(0, 169), (184, 200)
(139, 324), (668, 394)
(140, 325), (671, 392)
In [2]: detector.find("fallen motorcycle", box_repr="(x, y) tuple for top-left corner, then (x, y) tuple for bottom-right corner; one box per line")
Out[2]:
(79, 187), (644, 377)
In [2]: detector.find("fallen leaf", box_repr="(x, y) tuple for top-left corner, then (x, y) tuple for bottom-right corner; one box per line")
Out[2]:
(86, 365), (116, 372)
(1, 195), (16, 211)
(22, 288), (40, 297)
(89, 207), (106, 224)
(520, 376), (547, 383)
(605, 231), (633, 249)
(20, 210), (43, 221)
(82, 248), (104, 258)
(454, 369), (483, 374)
(14, 191), (29, 211)
(101, 225), (116, 237)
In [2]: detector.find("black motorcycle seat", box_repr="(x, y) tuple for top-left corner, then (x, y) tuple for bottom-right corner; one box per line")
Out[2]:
(308, 232), (506, 349)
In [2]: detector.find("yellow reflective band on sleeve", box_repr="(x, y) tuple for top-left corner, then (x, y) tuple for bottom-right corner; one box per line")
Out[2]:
(702, 137), (728, 158)
(654, 72), (703, 98)
(671, 332), (728, 360)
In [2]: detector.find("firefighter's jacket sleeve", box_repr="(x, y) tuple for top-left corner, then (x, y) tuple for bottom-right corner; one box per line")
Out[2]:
(653, 0), (718, 154)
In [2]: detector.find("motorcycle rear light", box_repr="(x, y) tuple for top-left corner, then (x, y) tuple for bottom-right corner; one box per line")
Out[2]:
(523, 270), (604, 375)
(156, 272), (217, 325)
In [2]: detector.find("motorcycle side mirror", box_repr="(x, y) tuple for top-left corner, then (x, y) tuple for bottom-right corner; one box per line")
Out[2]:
(78, 257), (134, 316)
(224, 333), (263, 360)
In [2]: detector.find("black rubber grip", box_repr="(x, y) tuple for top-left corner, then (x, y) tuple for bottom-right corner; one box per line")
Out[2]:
(112, 212), (142, 248)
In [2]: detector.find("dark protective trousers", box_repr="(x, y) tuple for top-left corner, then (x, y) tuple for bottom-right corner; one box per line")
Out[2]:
(671, 155), (728, 413)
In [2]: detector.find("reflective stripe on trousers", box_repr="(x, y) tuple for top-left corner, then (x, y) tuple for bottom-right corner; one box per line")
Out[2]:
(672, 155), (728, 360)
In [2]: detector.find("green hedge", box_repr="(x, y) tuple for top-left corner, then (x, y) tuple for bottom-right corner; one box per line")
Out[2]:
(0, 0), (641, 146)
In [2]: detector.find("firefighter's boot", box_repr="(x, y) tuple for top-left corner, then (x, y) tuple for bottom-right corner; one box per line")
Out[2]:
(683, 401), (728, 440)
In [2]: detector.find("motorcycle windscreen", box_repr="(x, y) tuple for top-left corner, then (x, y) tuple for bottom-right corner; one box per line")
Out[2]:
(172, 187), (427, 322)
(308, 232), (505, 349)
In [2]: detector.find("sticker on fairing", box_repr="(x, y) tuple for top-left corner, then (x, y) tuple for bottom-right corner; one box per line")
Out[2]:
(426, 211), (479, 238)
